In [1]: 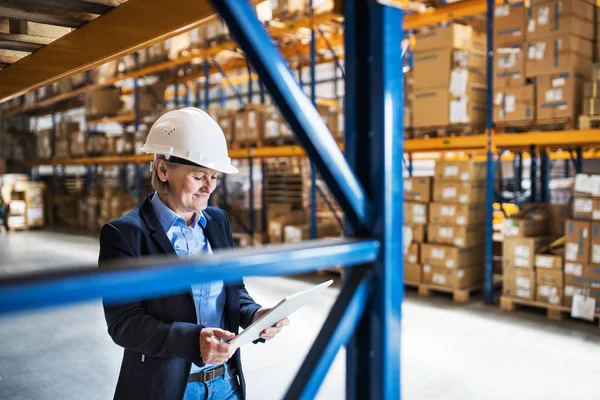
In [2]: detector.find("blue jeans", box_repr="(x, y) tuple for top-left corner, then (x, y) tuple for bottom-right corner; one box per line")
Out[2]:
(183, 365), (242, 400)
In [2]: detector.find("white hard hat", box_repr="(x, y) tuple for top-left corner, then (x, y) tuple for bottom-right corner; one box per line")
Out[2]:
(142, 107), (238, 174)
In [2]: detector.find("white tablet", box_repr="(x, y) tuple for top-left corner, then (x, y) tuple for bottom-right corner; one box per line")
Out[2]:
(229, 279), (334, 347)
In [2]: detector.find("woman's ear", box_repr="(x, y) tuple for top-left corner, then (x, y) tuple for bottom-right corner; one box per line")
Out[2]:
(156, 160), (169, 183)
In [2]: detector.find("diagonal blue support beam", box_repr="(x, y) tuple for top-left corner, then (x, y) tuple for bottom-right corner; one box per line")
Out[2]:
(0, 239), (380, 316)
(209, 0), (373, 231)
(213, 58), (245, 107)
(283, 266), (372, 400)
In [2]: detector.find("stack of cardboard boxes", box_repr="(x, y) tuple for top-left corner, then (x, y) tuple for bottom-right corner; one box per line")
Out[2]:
(494, 0), (595, 126)
(502, 206), (556, 303)
(579, 64), (600, 123)
(234, 104), (268, 146)
(567, 173), (600, 311)
(0, 175), (45, 230)
(404, 160), (488, 289)
(423, 161), (487, 289)
(413, 24), (487, 128)
(55, 122), (80, 159)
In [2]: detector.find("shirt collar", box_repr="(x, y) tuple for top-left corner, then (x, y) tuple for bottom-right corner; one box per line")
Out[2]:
(151, 192), (207, 231)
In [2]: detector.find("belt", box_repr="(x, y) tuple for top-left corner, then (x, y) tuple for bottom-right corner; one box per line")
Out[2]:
(189, 362), (236, 383)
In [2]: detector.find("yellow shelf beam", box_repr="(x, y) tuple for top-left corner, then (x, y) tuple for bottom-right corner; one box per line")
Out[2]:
(404, 0), (505, 31)
(494, 130), (600, 149)
(405, 134), (487, 152)
(0, 0), (221, 103)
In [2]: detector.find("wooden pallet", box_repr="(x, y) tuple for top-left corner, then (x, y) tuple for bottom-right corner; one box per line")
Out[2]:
(412, 124), (484, 139)
(578, 115), (600, 130)
(417, 283), (481, 303)
(495, 118), (574, 133)
(500, 295), (600, 326)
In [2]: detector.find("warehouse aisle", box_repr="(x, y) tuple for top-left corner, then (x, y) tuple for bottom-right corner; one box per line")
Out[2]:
(0, 231), (599, 400)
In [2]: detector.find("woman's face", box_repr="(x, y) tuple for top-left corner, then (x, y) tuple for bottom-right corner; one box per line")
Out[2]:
(157, 160), (219, 212)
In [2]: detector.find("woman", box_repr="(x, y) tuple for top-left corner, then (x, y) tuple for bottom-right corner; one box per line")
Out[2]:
(99, 108), (288, 400)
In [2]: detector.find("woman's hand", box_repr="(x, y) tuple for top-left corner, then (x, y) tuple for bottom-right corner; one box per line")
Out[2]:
(199, 328), (238, 364)
(252, 307), (290, 340)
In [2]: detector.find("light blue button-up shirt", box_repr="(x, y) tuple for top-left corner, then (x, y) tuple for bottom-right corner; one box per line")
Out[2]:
(151, 193), (226, 373)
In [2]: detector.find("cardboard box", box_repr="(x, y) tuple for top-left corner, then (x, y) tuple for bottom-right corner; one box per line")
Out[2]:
(429, 202), (486, 225)
(268, 210), (308, 243)
(536, 285), (563, 305)
(495, 43), (527, 88)
(592, 221), (600, 265)
(26, 207), (44, 228)
(434, 161), (487, 181)
(503, 266), (535, 299)
(503, 236), (554, 268)
(54, 139), (69, 159)
(494, 3), (527, 45)
(535, 253), (563, 270)
(414, 48), (486, 90)
(573, 196), (600, 220)
(413, 86), (486, 127)
(427, 223), (485, 247)
(56, 122), (79, 139)
(405, 263), (422, 284)
(574, 173), (600, 197)
(405, 201), (428, 224)
(423, 265), (483, 289)
(582, 98), (600, 116)
(494, 85), (535, 122)
(415, 24), (485, 52)
(37, 129), (52, 159)
(421, 244), (484, 269)
(536, 72), (587, 120)
(501, 211), (549, 237)
(536, 268), (564, 286)
(526, 35), (593, 77)
(404, 177), (432, 202)
(235, 105), (266, 144)
(283, 221), (341, 243)
(528, 0), (595, 41)
(406, 243), (420, 265)
(85, 89), (122, 117)
(432, 181), (485, 204)
(69, 131), (86, 157)
(406, 224), (426, 243)
(565, 219), (591, 263)
(564, 284), (600, 310)
(565, 265), (600, 286)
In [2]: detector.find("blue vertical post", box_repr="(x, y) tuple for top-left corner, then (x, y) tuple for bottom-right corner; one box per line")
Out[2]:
(530, 145), (537, 202)
(310, 1), (317, 240)
(174, 83), (180, 108)
(540, 149), (550, 202)
(408, 153), (413, 177)
(247, 60), (253, 104)
(248, 158), (255, 238)
(484, 0), (496, 305)
(345, 1), (403, 398)
(204, 61), (210, 109)
(185, 84), (191, 107)
(195, 82), (202, 108)
(514, 151), (522, 193)
(259, 81), (265, 105)
(564, 158), (570, 178)
(134, 52), (142, 205)
(576, 146), (583, 173)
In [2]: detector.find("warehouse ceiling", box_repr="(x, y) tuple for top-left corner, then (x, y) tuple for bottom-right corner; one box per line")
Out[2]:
(0, 0), (128, 69)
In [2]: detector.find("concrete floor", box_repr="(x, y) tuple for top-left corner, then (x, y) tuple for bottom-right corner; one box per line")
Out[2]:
(0, 231), (599, 400)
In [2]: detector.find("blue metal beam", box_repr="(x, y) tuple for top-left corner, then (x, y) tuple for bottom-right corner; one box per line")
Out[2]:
(204, 60), (210, 109)
(344, 1), (403, 398)
(248, 157), (255, 237)
(310, 6), (318, 240)
(530, 145), (537, 202)
(209, 0), (373, 231)
(0, 239), (380, 316)
(283, 266), (372, 400)
(213, 59), (244, 107)
(484, 0), (496, 305)
(540, 149), (550, 202)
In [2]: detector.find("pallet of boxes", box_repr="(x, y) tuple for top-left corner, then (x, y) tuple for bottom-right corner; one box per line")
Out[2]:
(494, 0), (595, 132)
(412, 24), (487, 138)
(404, 160), (488, 303)
(0, 174), (46, 231)
(501, 191), (600, 325)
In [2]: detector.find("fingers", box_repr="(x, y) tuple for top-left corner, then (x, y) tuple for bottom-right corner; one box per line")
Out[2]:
(213, 328), (236, 340)
(277, 318), (290, 327)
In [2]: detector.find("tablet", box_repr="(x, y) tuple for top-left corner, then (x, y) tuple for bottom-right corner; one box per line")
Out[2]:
(229, 279), (334, 347)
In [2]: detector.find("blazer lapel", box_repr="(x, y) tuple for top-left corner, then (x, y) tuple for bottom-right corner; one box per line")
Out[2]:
(202, 210), (228, 250)
(139, 195), (176, 255)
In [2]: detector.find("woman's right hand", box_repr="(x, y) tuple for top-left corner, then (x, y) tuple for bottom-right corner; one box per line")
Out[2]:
(199, 328), (238, 365)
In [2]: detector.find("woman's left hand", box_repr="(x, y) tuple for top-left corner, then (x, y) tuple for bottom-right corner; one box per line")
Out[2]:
(252, 307), (290, 340)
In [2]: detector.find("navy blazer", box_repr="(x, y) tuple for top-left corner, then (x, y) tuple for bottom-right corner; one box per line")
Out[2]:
(98, 195), (262, 400)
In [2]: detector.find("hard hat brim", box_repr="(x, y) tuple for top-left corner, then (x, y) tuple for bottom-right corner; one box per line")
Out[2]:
(167, 156), (239, 174)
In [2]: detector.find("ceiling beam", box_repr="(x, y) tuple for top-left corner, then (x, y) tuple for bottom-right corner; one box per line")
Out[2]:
(0, 32), (54, 51)
(0, 0), (220, 103)
(0, 5), (96, 28)
(1, 0), (116, 15)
